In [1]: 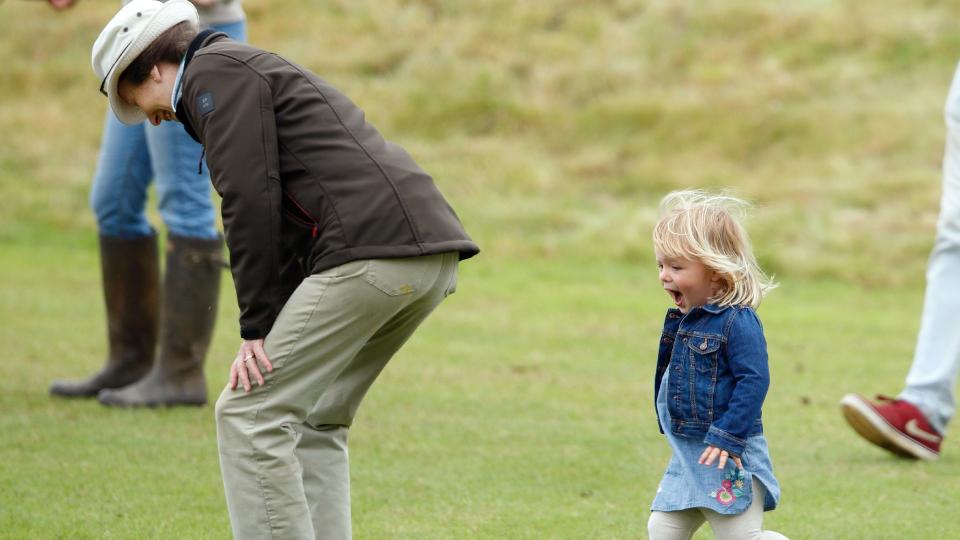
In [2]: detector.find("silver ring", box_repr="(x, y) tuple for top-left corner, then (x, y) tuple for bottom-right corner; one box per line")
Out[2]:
(243, 355), (254, 362)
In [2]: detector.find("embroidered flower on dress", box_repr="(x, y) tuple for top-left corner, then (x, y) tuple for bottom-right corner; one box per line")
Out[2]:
(715, 490), (735, 505)
(709, 467), (746, 506)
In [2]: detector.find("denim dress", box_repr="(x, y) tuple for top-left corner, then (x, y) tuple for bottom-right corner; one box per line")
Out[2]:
(652, 369), (780, 514)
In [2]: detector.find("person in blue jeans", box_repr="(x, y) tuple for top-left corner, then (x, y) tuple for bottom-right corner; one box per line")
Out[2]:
(47, 0), (246, 407)
(648, 191), (787, 540)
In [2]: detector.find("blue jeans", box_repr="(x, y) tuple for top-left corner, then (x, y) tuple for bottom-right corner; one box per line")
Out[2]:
(900, 59), (960, 435)
(89, 20), (247, 240)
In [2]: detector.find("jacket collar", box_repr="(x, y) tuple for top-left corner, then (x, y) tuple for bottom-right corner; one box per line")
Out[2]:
(666, 303), (730, 319)
(174, 29), (227, 143)
(699, 303), (729, 314)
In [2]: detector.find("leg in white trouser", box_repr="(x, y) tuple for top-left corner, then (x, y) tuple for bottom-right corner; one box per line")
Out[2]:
(702, 479), (788, 540)
(648, 507), (704, 540)
(900, 59), (960, 435)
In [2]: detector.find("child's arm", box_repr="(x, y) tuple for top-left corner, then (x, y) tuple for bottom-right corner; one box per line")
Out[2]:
(702, 308), (770, 458)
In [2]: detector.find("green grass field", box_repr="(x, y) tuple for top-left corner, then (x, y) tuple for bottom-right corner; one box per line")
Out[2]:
(4, 0), (960, 538)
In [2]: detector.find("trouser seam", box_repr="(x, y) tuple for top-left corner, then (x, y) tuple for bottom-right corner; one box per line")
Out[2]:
(116, 130), (144, 232)
(247, 278), (330, 538)
(99, 122), (149, 236)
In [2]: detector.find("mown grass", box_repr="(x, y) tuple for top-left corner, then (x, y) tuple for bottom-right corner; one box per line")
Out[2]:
(4, 239), (960, 539)
(4, 0), (960, 538)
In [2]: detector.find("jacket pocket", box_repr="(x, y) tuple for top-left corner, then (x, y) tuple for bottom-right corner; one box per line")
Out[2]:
(686, 335), (721, 373)
(282, 191), (320, 239)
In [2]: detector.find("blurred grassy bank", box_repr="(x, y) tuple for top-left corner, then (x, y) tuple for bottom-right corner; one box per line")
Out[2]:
(3, 0), (959, 282)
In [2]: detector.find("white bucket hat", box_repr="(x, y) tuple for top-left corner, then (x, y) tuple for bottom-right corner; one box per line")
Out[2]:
(91, 0), (198, 125)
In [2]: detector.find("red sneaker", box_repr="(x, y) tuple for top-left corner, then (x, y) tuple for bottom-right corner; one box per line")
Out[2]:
(840, 394), (942, 461)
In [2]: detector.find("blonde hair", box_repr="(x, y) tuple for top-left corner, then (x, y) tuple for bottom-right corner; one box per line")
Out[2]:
(652, 190), (776, 309)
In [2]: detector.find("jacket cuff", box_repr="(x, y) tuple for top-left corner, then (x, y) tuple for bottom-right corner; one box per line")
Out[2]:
(240, 325), (266, 340)
(704, 425), (747, 456)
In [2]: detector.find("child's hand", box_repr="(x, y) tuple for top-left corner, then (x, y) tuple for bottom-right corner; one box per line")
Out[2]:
(699, 445), (743, 470)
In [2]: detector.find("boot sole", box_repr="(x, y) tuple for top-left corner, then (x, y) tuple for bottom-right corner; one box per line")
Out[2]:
(50, 389), (100, 399)
(98, 398), (207, 408)
(839, 394), (939, 461)
(98, 401), (207, 408)
(50, 370), (153, 399)
(97, 392), (207, 408)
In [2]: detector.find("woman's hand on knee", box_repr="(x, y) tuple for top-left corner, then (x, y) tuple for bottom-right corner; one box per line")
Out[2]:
(229, 339), (273, 392)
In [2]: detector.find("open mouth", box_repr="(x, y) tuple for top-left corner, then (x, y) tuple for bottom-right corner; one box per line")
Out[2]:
(153, 111), (175, 124)
(666, 289), (683, 307)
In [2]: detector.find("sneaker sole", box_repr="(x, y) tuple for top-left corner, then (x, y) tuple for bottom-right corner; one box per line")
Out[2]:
(839, 394), (939, 461)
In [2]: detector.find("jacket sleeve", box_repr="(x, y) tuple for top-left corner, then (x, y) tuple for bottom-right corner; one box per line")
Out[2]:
(182, 53), (283, 340)
(703, 308), (770, 456)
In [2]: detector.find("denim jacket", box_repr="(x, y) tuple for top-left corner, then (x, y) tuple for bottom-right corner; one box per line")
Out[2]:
(654, 303), (770, 457)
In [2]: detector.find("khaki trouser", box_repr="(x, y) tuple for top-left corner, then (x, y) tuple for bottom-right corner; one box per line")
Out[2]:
(215, 252), (459, 540)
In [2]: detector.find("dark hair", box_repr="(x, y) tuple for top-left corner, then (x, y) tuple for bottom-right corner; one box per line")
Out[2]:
(119, 21), (197, 86)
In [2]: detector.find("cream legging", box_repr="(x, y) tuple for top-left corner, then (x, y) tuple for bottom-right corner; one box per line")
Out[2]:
(648, 478), (789, 540)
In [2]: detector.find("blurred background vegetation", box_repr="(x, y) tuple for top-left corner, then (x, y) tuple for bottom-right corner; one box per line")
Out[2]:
(3, 0), (959, 285)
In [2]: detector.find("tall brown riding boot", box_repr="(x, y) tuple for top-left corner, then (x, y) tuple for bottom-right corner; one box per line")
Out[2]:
(98, 234), (223, 407)
(50, 234), (160, 398)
